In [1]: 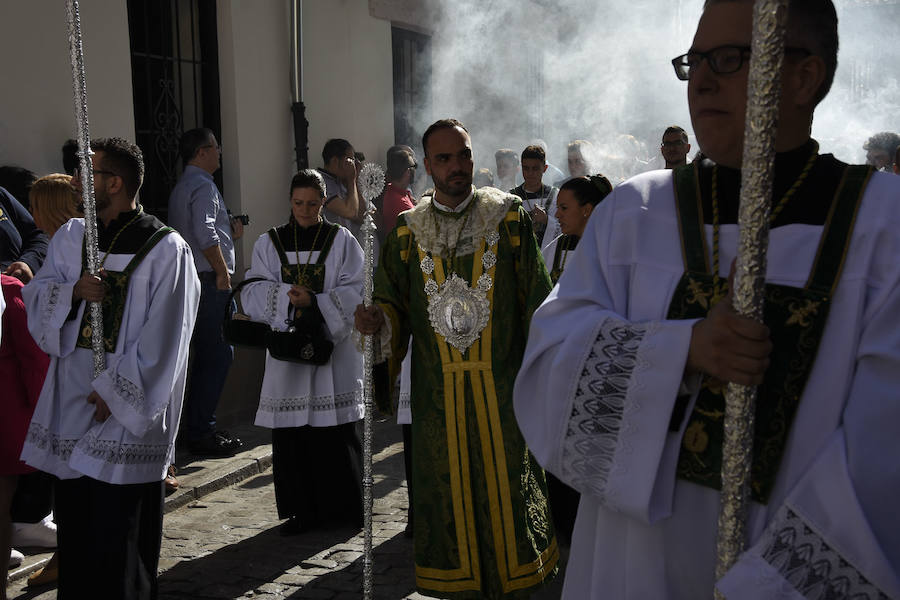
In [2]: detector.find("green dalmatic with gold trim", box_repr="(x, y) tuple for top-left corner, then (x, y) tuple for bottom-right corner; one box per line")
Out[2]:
(667, 161), (872, 503)
(374, 188), (558, 599)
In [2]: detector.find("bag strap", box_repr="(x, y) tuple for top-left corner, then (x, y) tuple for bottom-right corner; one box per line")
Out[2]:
(223, 276), (268, 326)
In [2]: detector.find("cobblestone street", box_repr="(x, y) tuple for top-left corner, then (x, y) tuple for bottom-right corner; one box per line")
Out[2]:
(8, 418), (565, 599)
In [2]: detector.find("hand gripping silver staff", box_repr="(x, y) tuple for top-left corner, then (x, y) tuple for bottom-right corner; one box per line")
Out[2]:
(358, 162), (385, 600)
(66, 0), (105, 377)
(714, 1), (789, 597)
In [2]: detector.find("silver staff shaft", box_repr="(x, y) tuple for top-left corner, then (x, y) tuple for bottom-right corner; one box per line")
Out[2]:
(66, 0), (105, 377)
(714, 0), (788, 595)
(360, 210), (376, 600)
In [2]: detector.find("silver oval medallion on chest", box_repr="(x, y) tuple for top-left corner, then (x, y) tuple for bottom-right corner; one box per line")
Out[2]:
(427, 274), (490, 353)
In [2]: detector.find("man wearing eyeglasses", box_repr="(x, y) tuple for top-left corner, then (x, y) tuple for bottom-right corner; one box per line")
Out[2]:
(22, 137), (200, 598)
(168, 127), (244, 458)
(660, 125), (691, 169)
(515, 1), (900, 598)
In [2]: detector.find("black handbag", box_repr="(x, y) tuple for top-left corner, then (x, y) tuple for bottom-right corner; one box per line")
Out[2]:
(222, 277), (270, 348)
(265, 306), (333, 365)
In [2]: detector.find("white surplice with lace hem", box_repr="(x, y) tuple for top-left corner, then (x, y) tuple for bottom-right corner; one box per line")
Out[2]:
(514, 170), (900, 599)
(20, 218), (199, 485)
(241, 226), (364, 428)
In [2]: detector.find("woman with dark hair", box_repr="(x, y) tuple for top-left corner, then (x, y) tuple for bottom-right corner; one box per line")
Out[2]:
(542, 175), (613, 284)
(241, 169), (365, 535)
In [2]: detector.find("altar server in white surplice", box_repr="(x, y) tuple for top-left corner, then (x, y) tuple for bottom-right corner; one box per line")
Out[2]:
(242, 169), (364, 536)
(21, 137), (199, 599)
(514, 1), (900, 599)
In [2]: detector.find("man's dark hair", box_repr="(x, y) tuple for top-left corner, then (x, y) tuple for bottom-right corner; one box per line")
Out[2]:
(322, 139), (353, 166)
(663, 126), (689, 143)
(422, 119), (469, 157)
(90, 137), (144, 199)
(0, 166), (37, 210)
(895, 145), (900, 171)
(62, 139), (79, 175)
(704, 0), (838, 104)
(386, 145), (415, 181)
(560, 174), (613, 207)
(863, 131), (900, 156)
(179, 127), (215, 166)
(290, 169), (326, 199)
(521, 145), (546, 163)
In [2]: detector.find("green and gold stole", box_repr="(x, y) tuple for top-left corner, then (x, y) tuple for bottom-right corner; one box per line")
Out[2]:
(667, 163), (871, 503)
(76, 227), (174, 352)
(267, 222), (339, 294)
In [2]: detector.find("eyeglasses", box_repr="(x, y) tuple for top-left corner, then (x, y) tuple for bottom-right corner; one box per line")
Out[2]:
(671, 45), (811, 81)
(661, 140), (686, 148)
(202, 143), (222, 153)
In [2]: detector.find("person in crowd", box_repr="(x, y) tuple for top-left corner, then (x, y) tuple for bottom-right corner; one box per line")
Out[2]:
(510, 144), (560, 246)
(318, 138), (364, 242)
(542, 175), (612, 285)
(29, 173), (81, 237)
(21, 137), (200, 599)
(355, 118), (558, 599)
(382, 145), (417, 234)
(660, 125), (692, 169)
(242, 169), (364, 535)
(0, 168), (36, 213)
(61, 139), (79, 176)
(0, 186), (48, 284)
(862, 130), (900, 171)
(473, 167), (494, 189)
(1, 274), (49, 600)
(168, 127), (244, 457)
(494, 147), (520, 191)
(515, 0), (900, 597)
(529, 139), (566, 185)
(8, 173), (82, 589)
(555, 139), (594, 186)
(379, 143), (419, 537)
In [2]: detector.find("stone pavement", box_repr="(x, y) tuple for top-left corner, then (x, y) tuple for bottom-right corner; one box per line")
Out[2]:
(8, 416), (567, 599)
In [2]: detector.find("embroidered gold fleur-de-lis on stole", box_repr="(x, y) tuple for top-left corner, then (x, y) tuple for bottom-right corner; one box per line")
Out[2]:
(785, 298), (821, 327)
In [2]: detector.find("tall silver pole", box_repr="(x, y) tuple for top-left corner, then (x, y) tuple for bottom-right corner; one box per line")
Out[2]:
(358, 163), (384, 600)
(66, 0), (105, 377)
(714, 0), (788, 595)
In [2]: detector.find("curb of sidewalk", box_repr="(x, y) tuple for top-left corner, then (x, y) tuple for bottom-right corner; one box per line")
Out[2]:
(164, 443), (274, 514)
(9, 427), (273, 583)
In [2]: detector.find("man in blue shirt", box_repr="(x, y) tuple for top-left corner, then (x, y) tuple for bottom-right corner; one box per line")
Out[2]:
(168, 127), (243, 456)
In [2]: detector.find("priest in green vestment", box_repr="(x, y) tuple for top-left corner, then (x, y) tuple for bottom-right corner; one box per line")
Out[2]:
(356, 119), (558, 599)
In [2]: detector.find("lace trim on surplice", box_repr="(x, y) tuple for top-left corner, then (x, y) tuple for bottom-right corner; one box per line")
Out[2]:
(758, 506), (890, 600)
(561, 317), (650, 502)
(257, 390), (362, 414)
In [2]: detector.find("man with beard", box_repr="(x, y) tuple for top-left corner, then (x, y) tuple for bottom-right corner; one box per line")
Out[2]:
(355, 119), (558, 599)
(514, 0), (900, 598)
(21, 137), (200, 599)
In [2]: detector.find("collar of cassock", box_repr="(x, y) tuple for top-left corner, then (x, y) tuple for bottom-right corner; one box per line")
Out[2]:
(698, 138), (842, 227)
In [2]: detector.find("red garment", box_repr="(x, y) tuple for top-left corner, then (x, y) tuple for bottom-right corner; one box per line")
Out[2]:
(0, 274), (49, 474)
(382, 183), (415, 234)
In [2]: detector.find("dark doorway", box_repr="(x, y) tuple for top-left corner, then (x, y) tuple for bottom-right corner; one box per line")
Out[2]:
(392, 27), (432, 155)
(127, 0), (221, 222)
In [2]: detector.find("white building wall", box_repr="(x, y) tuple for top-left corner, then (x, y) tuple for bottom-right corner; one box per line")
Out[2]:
(302, 0), (395, 170)
(0, 0), (134, 177)
(216, 0), (295, 272)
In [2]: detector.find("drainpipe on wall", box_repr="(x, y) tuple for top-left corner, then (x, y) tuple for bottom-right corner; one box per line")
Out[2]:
(290, 0), (309, 170)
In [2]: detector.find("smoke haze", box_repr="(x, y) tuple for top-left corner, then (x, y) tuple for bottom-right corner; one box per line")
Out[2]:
(422, 0), (899, 181)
